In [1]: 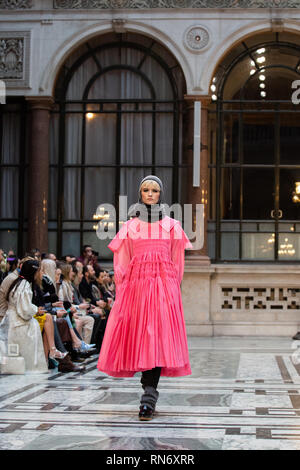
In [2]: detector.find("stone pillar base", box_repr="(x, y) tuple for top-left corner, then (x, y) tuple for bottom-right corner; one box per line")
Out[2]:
(1, 356), (25, 375)
(185, 254), (211, 267)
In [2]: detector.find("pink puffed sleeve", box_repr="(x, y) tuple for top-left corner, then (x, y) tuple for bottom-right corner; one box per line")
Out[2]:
(108, 221), (132, 292)
(171, 222), (193, 284)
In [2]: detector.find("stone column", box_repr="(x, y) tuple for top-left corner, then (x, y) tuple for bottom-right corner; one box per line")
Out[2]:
(26, 97), (53, 254)
(181, 95), (214, 336)
(184, 95), (211, 266)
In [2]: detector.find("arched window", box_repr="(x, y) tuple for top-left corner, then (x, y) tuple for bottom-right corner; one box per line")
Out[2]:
(0, 100), (26, 256)
(209, 32), (300, 262)
(50, 32), (186, 258)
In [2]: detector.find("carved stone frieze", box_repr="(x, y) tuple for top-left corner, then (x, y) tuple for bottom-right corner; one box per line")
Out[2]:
(0, 32), (30, 88)
(53, 0), (300, 8)
(0, 0), (32, 8)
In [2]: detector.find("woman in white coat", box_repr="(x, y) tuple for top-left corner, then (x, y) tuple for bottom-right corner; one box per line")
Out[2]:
(4, 260), (48, 373)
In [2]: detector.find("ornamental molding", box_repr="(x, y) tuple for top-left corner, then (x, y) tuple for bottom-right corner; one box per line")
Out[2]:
(0, 0), (32, 8)
(184, 25), (211, 53)
(0, 31), (30, 88)
(53, 0), (300, 9)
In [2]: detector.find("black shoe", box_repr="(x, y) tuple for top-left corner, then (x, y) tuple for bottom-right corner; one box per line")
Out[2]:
(293, 332), (300, 340)
(77, 349), (97, 359)
(58, 355), (86, 373)
(139, 405), (154, 421)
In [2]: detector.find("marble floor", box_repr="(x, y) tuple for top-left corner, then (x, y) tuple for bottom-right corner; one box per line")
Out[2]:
(1, 337), (300, 450)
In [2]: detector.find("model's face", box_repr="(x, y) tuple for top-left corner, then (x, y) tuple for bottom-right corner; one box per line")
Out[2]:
(141, 184), (160, 205)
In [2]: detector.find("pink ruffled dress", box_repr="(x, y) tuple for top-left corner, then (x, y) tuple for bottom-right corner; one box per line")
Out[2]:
(97, 215), (193, 377)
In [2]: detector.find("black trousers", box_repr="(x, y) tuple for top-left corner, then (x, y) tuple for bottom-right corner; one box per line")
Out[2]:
(140, 367), (162, 390)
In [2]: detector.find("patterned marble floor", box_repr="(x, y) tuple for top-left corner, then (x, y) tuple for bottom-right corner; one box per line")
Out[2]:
(1, 337), (300, 450)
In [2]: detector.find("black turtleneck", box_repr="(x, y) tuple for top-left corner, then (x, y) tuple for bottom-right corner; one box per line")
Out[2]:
(145, 203), (163, 222)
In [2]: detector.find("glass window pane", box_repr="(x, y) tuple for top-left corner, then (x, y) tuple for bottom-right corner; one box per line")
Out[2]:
(221, 222), (239, 232)
(280, 169), (300, 221)
(278, 233), (300, 260)
(0, 168), (19, 219)
(66, 56), (99, 101)
(62, 232), (80, 257)
(221, 233), (239, 260)
(1, 110), (20, 165)
(88, 70), (152, 101)
(280, 113), (300, 165)
(48, 231), (57, 255)
(84, 168), (116, 220)
(64, 169), (81, 220)
(208, 232), (216, 260)
(242, 233), (275, 260)
(49, 168), (58, 221)
(65, 113), (82, 165)
(156, 114), (173, 165)
(243, 114), (275, 164)
(154, 168), (173, 207)
(220, 168), (240, 220)
(243, 168), (274, 220)
(0, 230), (18, 255)
(49, 113), (59, 165)
(223, 113), (239, 164)
(120, 168), (145, 210)
(141, 56), (173, 100)
(120, 113), (153, 166)
(85, 113), (117, 165)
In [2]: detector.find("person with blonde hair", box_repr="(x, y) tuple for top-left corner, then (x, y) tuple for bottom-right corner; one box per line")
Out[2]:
(97, 175), (192, 421)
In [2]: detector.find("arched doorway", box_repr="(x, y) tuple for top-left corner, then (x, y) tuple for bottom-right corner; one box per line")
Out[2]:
(50, 32), (187, 258)
(208, 31), (300, 262)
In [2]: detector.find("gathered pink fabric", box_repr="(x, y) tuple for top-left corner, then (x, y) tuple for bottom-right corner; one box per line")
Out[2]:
(97, 216), (193, 377)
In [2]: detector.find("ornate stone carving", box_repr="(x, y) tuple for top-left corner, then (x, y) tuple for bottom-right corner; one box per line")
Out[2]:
(0, 0), (32, 8)
(0, 32), (30, 88)
(184, 26), (210, 52)
(221, 287), (300, 310)
(53, 0), (300, 8)
(0, 38), (24, 79)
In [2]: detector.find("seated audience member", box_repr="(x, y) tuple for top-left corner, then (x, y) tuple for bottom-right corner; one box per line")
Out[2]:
(2, 260), (48, 373)
(2, 256), (19, 282)
(69, 264), (95, 344)
(57, 263), (95, 354)
(107, 270), (116, 298)
(0, 256), (33, 322)
(43, 253), (57, 262)
(32, 264), (84, 373)
(77, 245), (93, 267)
(28, 248), (42, 261)
(62, 255), (77, 264)
(94, 268), (114, 315)
(79, 265), (109, 353)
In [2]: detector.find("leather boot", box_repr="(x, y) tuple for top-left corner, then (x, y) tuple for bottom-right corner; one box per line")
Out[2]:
(58, 354), (86, 373)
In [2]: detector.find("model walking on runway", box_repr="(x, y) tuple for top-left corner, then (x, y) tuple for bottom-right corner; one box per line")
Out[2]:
(97, 175), (192, 421)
